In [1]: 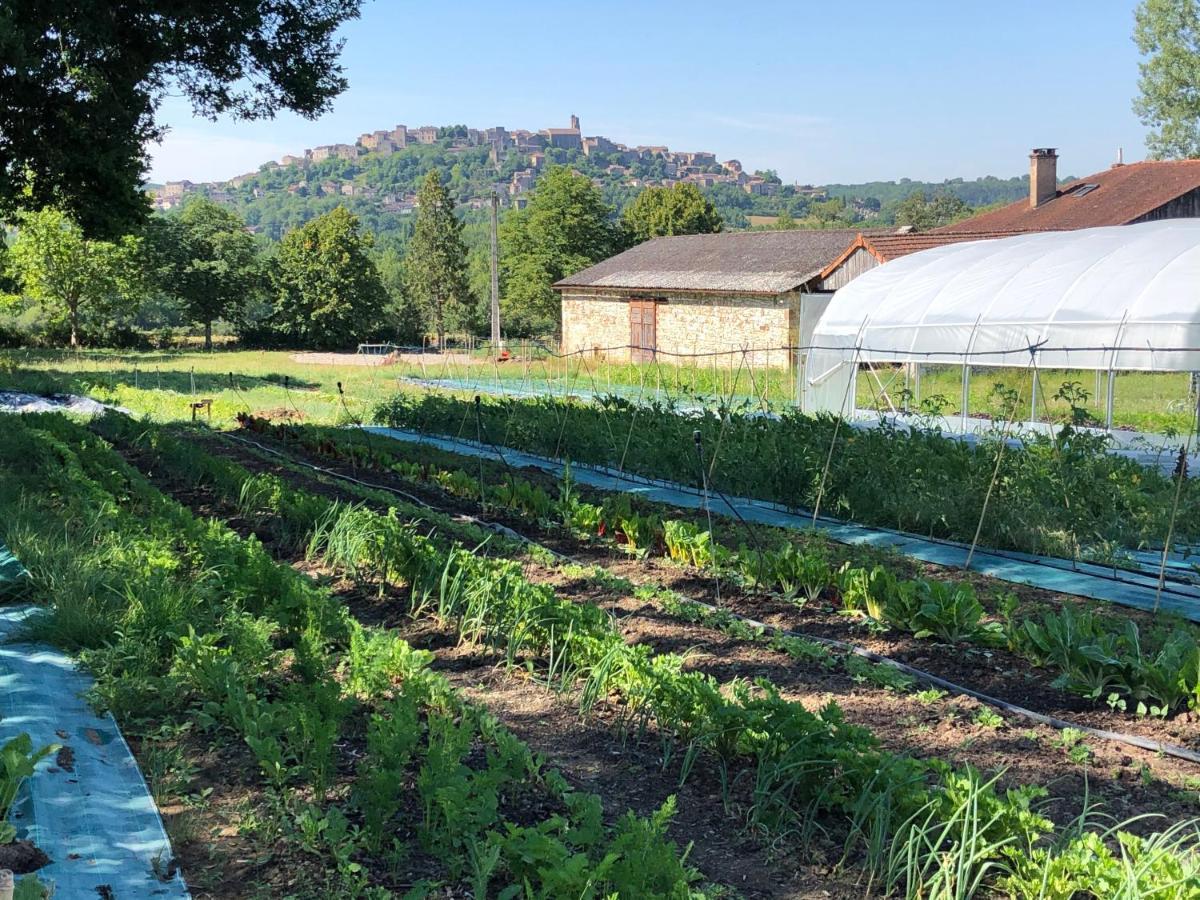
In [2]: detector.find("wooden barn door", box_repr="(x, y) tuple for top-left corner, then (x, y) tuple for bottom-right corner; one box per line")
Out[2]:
(629, 299), (657, 362)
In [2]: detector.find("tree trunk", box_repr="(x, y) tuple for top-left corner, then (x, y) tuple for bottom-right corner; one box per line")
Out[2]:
(69, 301), (79, 349)
(435, 297), (445, 351)
(204, 320), (213, 351)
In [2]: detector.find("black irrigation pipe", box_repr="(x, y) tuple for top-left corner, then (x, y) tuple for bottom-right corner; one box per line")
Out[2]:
(679, 596), (1200, 768)
(214, 430), (553, 557)
(211, 425), (1200, 768)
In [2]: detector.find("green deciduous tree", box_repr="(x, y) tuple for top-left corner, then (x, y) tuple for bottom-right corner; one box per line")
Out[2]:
(808, 196), (855, 227)
(8, 207), (142, 346)
(156, 198), (263, 349)
(406, 171), (471, 348)
(894, 191), (972, 230)
(773, 210), (798, 230)
(271, 207), (389, 350)
(500, 167), (625, 334)
(1133, 0), (1200, 158)
(622, 183), (723, 243)
(0, 1), (362, 238)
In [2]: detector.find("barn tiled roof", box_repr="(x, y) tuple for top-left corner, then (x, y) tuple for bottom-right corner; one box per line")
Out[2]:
(936, 159), (1200, 233)
(862, 230), (1027, 259)
(555, 229), (877, 295)
(819, 230), (1026, 278)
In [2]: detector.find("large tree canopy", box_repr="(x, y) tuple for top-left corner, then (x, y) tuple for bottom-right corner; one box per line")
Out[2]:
(1133, 0), (1200, 158)
(622, 183), (723, 243)
(893, 191), (971, 230)
(271, 206), (389, 350)
(155, 198), (263, 349)
(0, 1), (362, 238)
(499, 167), (625, 334)
(7, 207), (144, 347)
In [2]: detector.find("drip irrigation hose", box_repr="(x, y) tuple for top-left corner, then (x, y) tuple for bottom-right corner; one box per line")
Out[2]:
(216, 430), (549, 558)
(673, 595), (1200, 767)
(237, 426), (1200, 768)
(692, 430), (721, 605)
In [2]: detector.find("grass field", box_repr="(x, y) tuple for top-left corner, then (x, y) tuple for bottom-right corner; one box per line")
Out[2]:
(856, 362), (1198, 435)
(0, 348), (400, 427)
(4, 347), (1195, 436)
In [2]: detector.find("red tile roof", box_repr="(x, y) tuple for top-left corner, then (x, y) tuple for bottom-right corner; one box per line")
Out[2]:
(936, 159), (1200, 233)
(818, 230), (1024, 279)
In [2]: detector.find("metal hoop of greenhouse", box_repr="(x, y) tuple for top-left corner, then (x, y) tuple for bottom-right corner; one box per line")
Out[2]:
(803, 220), (1200, 429)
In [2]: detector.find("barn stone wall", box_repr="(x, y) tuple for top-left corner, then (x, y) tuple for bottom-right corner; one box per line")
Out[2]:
(561, 293), (629, 360)
(560, 289), (799, 367)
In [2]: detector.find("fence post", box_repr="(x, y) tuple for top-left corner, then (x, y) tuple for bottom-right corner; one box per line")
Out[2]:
(1105, 313), (1129, 431)
(1030, 362), (1038, 426)
(960, 316), (982, 432)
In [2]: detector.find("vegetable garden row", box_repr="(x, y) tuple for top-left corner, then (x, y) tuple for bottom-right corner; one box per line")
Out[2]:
(241, 415), (1200, 724)
(0, 414), (704, 898)
(372, 392), (1199, 563)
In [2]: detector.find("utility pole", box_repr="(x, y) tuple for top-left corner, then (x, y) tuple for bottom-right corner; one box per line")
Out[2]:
(489, 192), (501, 354)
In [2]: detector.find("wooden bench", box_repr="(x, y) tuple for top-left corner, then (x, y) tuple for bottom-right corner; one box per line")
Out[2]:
(190, 398), (213, 422)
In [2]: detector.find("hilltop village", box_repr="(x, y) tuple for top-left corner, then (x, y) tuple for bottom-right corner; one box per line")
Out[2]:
(150, 115), (822, 216)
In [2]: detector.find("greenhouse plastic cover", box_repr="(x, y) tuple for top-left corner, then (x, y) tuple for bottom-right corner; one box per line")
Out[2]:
(0, 606), (189, 898)
(805, 221), (1200, 413)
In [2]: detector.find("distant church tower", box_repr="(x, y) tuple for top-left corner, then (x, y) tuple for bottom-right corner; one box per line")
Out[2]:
(570, 114), (580, 131)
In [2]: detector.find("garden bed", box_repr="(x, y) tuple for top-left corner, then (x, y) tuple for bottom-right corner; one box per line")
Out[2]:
(122, 422), (1200, 834)
(1, 414), (717, 898)
(9, 410), (1200, 897)
(217, 418), (1200, 744)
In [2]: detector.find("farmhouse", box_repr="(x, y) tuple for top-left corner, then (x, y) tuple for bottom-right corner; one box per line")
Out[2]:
(556, 229), (865, 366)
(818, 149), (1200, 289)
(557, 150), (1200, 370)
(939, 149), (1200, 232)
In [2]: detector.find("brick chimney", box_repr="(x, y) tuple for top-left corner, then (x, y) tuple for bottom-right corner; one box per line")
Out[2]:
(1029, 148), (1058, 208)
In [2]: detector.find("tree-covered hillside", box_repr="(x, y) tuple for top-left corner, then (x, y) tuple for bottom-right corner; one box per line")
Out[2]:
(204, 137), (1037, 242)
(822, 176), (1034, 209)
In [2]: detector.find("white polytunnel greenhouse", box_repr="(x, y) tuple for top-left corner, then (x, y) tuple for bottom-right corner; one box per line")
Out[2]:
(802, 220), (1200, 425)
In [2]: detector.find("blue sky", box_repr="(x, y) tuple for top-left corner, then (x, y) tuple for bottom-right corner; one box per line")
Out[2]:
(149, 0), (1150, 186)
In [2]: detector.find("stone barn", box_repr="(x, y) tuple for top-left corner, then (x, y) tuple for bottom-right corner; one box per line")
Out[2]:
(555, 230), (862, 367)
